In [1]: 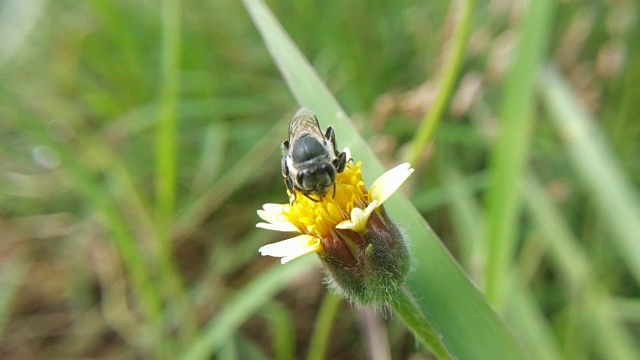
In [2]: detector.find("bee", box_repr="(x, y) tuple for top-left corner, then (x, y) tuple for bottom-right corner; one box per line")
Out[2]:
(281, 108), (347, 202)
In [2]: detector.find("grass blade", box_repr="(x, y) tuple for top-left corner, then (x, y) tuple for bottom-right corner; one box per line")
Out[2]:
(182, 257), (316, 360)
(484, 0), (555, 308)
(407, 0), (475, 165)
(307, 293), (341, 360)
(156, 0), (181, 223)
(539, 68), (640, 286)
(259, 303), (296, 360)
(506, 274), (563, 360)
(0, 260), (25, 340)
(171, 116), (286, 241)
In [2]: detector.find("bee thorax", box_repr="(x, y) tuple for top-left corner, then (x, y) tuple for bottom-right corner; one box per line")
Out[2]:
(292, 135), (328, 163)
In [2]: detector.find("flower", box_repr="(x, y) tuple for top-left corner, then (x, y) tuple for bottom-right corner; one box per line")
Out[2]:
(257, 149), (413, 304)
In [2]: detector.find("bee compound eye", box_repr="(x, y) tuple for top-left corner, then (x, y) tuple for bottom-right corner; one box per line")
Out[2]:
(296, 171), (305, 188)
(322, 163), (337, 181)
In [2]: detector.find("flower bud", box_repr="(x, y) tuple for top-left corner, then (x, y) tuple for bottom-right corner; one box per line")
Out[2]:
(320, 206), (409, 305)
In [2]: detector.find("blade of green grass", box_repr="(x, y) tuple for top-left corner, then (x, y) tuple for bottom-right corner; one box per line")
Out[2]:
(0, 259), (25, 340)
(484, 0), (555, 309)
(612, 297), (640, 323)
(307, 293), (341, 360)
(237, 336), (271, 360)
(156, 0), (181, 223)
(522, 174), (591, 291)
(242, 1), (527, 358)
(506, 273), (563, 360)
(414, 169), (488, 213)
(407, 0), (475, 165)
(591, 293), (639, 360)
(539, 67), (640, 286)
(12, 111), (165, 340)
(523, 172), (640, 359)
(445, 167), (563, 360)
(192, 123), (229, 194)
(0, 0), (45, 67)
(442, 167), (485, 275)
(219, 337), (239, 360)
(171, 116), (287, 241)
(182, 256), (316, 360)
(611, 13), (640, 177)
(155, 0), (196, 344)
(259, 302), (296, 360)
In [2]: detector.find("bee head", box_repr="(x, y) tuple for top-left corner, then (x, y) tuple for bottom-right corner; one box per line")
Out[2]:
(296, 162), (336, 196)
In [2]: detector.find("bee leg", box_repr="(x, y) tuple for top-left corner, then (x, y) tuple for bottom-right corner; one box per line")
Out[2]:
(333, 151), (347, 173)
(285, 177), (296, 203)
(331, 182), (337, 198)
(324, 126), (340, 155)
(302, 193), (320, 202)
(283, 170), (297, 203)
(282, 140), (297, 203)
(281, 140), (290, 177)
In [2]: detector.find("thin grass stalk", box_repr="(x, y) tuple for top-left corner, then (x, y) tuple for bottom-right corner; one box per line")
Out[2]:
(155, 0), (198, 344)
(0, 261), (26, 340)
(612, 298), (640, 323)
(259, 303), (296, 360)
(12, 110), (165, 329)
(407, 0), (475, 165)
(590, 292), (639, 360)
(156, 0), (181, 222)
(182, 257), (316, 360)
(307, 293), (341, 360)
(171, 116), (286, 241)
(505, 273), (563, 360)
(484, 0), (555, 309)
(523, 173), (640, 359)
(442, 167), (485, 277)
(539, 67), (640, 287)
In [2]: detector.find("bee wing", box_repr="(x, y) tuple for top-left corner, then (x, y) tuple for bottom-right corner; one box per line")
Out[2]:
(288, 108), (325, 144)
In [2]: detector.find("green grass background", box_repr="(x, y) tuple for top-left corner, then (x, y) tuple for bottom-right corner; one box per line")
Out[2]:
(1, 0), (639, 359)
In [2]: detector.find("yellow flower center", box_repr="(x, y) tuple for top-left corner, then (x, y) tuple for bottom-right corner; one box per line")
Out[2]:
(282, 161), (369, 239)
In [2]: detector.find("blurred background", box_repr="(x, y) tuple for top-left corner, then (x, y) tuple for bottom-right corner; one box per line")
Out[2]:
(1, 0), (639, 359)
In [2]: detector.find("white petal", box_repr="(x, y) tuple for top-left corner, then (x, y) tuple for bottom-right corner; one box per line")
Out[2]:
(336, 200), (378, 233)
(259, 234), (321, 264)
(258, 203), (286, 220)
(256, 221), (300, 232)
(369, 163), (414, 206)
(256, 203), (300, 233)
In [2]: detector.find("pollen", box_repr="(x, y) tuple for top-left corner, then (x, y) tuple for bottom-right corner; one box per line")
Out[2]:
(283, 161), (367, 239)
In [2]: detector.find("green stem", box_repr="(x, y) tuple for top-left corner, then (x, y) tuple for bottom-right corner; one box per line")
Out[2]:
(407, 0), (475, 165)
(484, 0), (554, 309)
(391, 288), (451, 360)
(156, 0), (197, 345)
(260, 303), (296, 360)
(307, 293), (342, 360)
(156, 0), (180, 223)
